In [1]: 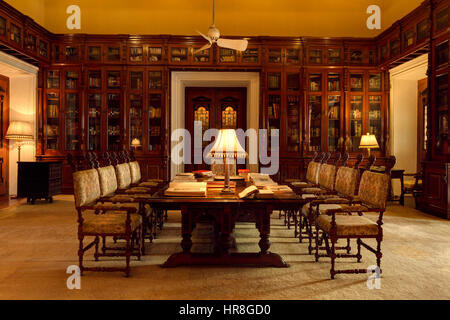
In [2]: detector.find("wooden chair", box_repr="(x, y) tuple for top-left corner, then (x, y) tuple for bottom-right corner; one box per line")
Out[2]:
(72, 168), (143, 277)
(314, 156), (396, 279)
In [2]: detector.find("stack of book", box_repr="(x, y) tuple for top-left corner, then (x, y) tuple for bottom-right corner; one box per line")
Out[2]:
(164, 182), (207, 197)
(172, 173), (196, 182)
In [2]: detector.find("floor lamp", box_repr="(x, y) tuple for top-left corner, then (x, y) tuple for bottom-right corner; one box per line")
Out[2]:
(6, 121), (34, 162)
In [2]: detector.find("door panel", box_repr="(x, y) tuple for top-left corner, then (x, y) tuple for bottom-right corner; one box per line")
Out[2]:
(417, 78), (428, 172)
(185, 87), (247, 172)
(0, 75), (9, 196)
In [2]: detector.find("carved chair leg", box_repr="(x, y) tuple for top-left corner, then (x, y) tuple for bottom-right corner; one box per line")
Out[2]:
(376, 236), (382, 270)
(330, 236), (337, 280)
(78, 235), (84, 276)
(357, 238), (362, 263)
(298, 215), (303, 243)
(315, 225), (320, 262)
(124, 234), (131, 278)
(102, 236), (106, 255)
(138, 224), (143, 260)
(164, 210), (168, 222)
(294, 210), (298, 238)
(346, 238), (351, 254)
(94, 236), (99, 261)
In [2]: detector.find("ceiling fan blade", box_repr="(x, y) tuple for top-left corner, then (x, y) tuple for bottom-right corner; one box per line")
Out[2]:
(217, 38), (248, 52)
(194, 43), (212, 55)
(196, 30), (212, 44)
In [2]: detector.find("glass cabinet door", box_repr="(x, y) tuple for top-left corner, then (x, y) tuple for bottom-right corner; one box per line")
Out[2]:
(268, 95), (281, 152)
(369, 96), (382, 147)
(65, 93), (80, 151)
(436, 73), (449, 155)
(65, 71), (79, 90)
(107, 71), (121, 90)
(88, 71), (101, 90)
(308, 95), (322, 152)
(349, 96), (363, 152)
(107, 93), (121, 151)
(287, 95), (300, 152)
(47, 71), (60, 89)
(46, 92), (60, 150)
(129, 94), (143, 148)
(148, 94), (162, 152)
(328, 95), (341, 152)
(88, 94), (101, 151)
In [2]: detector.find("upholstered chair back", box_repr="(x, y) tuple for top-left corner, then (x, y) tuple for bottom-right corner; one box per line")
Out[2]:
(73, 169), (101, 208)
(211, 159), (237, 176)
(115, 163), (132, 189)
(129, 161), (141, 184)
(306, 161), (321, 184)
(97, 166), (118, 197)
(358, 171), (390, 209)
(334, 167), (358, 197)
(317, 164), (336, 190)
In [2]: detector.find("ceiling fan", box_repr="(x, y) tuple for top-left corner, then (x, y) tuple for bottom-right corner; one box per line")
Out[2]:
(195, 0), (248, 54)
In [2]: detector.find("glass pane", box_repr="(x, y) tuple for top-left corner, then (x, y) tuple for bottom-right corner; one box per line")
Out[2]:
(88, 94), (101, 151)
(129, 94), (143, 147)
(149, 71), (162, 90)
(286, 73), (300, 91)
(149, 47), (162, 62)
(436, 41), (449, 67)
(268, 95), (281, 151)
(107, 47), (121, 61)
(328, 49), (341, 64)
(221, 106), (237, 129)
(107, 93), (121, 151)
(268, 48), (282, 63)
(107, 71), (121, 90)
(369, 50), (376, 65)
(65, 47), (78, 62)
(369, 74), (381, 92)
(287, 95), (300, 152)
(171, 47), (188, 62)
(286, 49), (300, 64)
(349, 96), (363, 152)
(328, 73), (340, 92)
(417, 20), (430, 41)
(46, 92), (59, 150)
(0, 17), (6, 36)
(242, 48), (258, 63)
(308, 96), (322, 152)
(130, 47), (143, 62)
(436, 6), (449, 32)
(436, 73), (448, 154)
(350, 74), (363, 92)
(65, 71), (79, 90)
(369, 96), (382, 149)
(39, 41), (48, 58)
(47, 70), (59, 89)
(149, 94), (162, 152)
(25, 33), (36, 52)
(88, 46), (101, 61)
(268, 73), (281, 91)
(390, 39), (400, 56)
(88, 71), (101, 90)
(220, 48), (236, 63)
(65, 93), (80, 151)
(309, 74), (322, 92)
(380, 45), (388, 61)
(10, 23), (21, 44)
(130, 71), (143, 90)
(194, 48), (210, 63)
(404, 30), (414, 48)
(328, 95), (341, 152)
(309, 49), (322, 64)
(350, 50), (363, 63)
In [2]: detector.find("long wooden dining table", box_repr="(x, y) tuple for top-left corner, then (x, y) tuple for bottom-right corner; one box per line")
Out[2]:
(145, 185), (307, 268)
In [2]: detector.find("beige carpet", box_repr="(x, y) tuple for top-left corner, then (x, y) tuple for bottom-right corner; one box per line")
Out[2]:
(0, 195), (449, 300)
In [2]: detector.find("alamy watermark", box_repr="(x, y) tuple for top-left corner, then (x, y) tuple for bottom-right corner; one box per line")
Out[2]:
(66, 265), (81, 290)
(366, 265), (381, 290)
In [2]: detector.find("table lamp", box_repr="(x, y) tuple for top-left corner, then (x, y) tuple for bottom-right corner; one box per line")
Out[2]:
(131, 138), (141, 151)
(359, 133), (379, 156)
(5, 121), (34, 162)
(208, 129), (247, 194)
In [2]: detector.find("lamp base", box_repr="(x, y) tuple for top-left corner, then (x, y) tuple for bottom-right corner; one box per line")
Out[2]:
(220, 188), (235, 195)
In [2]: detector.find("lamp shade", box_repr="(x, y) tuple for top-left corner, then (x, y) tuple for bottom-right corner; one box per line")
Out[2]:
(131, 138), (141, 147)
(5, 121), (33, 141)
(208, 129), (247, 159)
(359, 133), (379, 149)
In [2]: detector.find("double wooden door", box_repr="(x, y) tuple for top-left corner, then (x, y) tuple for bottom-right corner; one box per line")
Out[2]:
(0, 75), (9, 196)
(185, 87), (247, 172)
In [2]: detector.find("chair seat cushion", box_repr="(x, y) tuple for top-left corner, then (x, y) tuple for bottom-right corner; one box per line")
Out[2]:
(82, 212), (142, 235)
(302, 187), (326, 194)
(301, 203), (342, 217)
(109, 195), (136, 202)
(317, 215), (379, 236)
(93, 203), (151, 217)
(138, 181), (159, 188)
(125, 187), (150, 194)
(291, 181), (309, 187)
(302, 194), (317, 200)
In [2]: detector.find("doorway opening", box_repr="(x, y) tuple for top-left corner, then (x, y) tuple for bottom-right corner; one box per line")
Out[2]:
(389, 54), (428, 199)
